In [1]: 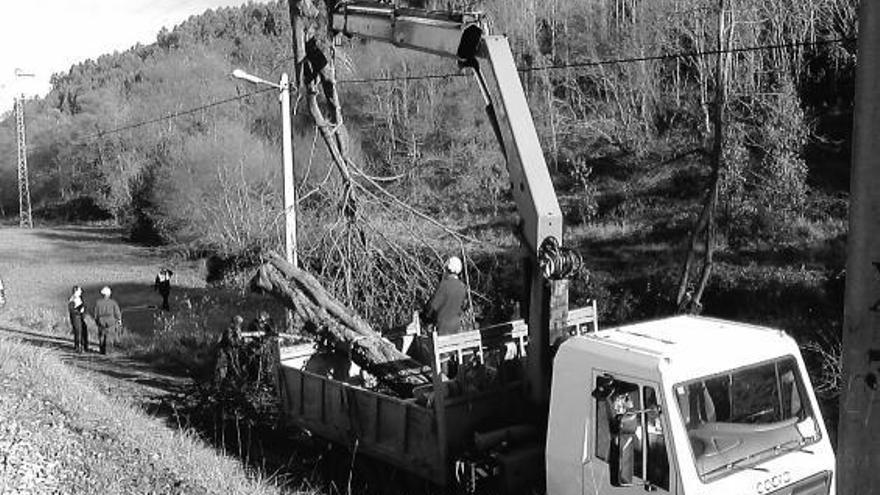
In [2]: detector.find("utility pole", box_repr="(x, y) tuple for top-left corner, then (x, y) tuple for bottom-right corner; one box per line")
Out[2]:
(839, 0), (880, 492)
(14, 94), (33, 229)
(232, 69), (297, 265)
(279, 72), (297, 267)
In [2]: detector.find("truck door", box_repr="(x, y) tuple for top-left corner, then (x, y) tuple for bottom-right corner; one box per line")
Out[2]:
(585, 375), (675, 494)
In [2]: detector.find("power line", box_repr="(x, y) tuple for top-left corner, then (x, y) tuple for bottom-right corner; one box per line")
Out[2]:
(337, 36), (855, 84)
(521, 36), (855, 73)
(82, 86), (275, 141)
(27, 35), (857, 152)
(340, 72), (467, 83)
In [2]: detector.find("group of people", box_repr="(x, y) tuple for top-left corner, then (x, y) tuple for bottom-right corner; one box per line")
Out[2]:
(60, 255), (464, 363)
(67, 285), (122, 354)
(66, 268), (174, 354)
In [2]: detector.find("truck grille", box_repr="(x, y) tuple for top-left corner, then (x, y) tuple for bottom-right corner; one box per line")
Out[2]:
(764, 470), (832, 495)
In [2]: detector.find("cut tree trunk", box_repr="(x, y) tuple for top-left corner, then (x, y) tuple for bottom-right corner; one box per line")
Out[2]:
(250, 254), (432, 396)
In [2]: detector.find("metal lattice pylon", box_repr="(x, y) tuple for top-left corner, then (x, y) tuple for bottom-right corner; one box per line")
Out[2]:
(15, 96), (33, 228)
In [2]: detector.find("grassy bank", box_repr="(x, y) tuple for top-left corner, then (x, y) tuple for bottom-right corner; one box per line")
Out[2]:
(0, 335), (290, 495)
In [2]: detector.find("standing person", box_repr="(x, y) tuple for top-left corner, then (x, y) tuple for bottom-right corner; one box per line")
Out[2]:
(243, 311), (282, 388)
(0, 275), (6, 309)
(93, 286), (122, 355)
(214, 315), (244, 388)
(425, 256), (468, 336)
(68, 286), (87, 353)
(154, 268), (174, 311)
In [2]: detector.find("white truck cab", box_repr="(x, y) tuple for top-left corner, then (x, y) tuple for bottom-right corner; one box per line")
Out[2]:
(547, 315), (835, 495)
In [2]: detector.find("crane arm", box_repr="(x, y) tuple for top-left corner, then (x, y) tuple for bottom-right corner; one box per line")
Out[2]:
(331, 2), (483, 58)
(330, 1), (563, 258)
(329, 1), (574, 404)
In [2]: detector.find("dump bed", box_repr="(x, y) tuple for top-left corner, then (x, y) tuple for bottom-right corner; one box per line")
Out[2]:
(278, 354), (525, 483)
(277, 302), (598, 486)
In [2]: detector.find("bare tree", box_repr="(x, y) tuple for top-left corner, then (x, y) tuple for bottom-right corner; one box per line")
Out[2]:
(676, 0), (731, 313)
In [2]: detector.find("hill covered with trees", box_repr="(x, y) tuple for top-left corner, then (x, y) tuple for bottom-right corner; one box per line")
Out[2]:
(0, 0), (858, 370)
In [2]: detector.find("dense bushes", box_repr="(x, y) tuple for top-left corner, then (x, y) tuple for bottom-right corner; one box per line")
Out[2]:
(32, 196), (113, 223)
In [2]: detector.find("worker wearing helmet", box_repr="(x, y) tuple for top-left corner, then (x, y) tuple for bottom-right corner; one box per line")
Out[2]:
(93, 286), (122, 354)
(425, 256), (468, 336)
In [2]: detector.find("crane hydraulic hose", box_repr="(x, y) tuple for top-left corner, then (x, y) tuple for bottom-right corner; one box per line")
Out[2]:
(537, 237), (582, 280)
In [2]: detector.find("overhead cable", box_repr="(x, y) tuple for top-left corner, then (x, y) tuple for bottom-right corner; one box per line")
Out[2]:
(338, 36), (855, 84)
(37, 35), (858, 147)
(81, 86), (275, 141)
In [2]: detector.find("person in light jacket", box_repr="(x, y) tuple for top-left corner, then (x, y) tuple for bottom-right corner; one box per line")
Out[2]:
(93, 286), (122, 355)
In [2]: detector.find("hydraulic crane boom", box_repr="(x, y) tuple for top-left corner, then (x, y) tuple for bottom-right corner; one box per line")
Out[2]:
(330, 1), (571, 403)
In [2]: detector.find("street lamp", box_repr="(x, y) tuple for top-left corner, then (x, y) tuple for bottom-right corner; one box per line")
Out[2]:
(232, 69), (297, 266)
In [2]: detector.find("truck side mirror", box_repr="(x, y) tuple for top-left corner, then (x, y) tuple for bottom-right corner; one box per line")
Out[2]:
(610, 412), (638, 487)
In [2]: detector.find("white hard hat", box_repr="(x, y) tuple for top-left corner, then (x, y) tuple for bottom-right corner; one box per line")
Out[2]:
(100, 286), (112, 296)
(445, 256), (463, 275)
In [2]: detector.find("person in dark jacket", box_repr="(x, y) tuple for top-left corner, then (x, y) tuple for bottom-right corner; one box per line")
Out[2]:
(68, 286), (87, 353)
(154, 269), (174, 311)
(425, 256), (468, 336)
(214, 315), (244, 388)
(93, 286), (122, 355)
(242, 311), (282, 389)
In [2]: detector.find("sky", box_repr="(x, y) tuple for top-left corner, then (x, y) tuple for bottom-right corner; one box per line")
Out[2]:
(0, 0), (262, 115)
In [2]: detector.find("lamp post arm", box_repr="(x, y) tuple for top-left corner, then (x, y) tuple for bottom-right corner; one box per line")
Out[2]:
(232, 69), (279, 88)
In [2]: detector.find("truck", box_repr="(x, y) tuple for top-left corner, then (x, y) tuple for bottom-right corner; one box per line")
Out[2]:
(276, 2), (837, 493)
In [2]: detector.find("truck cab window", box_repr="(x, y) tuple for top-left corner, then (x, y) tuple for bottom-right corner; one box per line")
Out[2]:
(675, 356), (821, 480)
(594, 376), (640, 462)
(593, 376), (670, 490)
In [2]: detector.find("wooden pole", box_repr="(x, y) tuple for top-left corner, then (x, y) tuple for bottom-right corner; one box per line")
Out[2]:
(838, 1), (880, 491)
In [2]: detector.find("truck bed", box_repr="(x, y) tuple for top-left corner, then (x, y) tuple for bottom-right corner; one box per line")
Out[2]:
(279, 359), (525, 483)
(276, 302), (598, 486)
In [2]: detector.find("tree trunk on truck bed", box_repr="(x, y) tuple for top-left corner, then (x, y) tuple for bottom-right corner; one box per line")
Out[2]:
(250, 255), (432, 397)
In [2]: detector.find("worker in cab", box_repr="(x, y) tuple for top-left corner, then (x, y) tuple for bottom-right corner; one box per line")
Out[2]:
(425, 256), (468, 336)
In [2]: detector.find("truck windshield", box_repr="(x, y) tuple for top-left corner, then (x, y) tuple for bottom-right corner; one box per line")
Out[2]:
(674, 356), (821, 481)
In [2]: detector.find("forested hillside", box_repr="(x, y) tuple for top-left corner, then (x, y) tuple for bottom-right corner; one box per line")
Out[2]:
(0, 0), (858, 362)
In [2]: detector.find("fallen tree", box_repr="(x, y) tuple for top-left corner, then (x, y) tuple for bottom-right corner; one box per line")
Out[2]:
(250, 254), (432, 396)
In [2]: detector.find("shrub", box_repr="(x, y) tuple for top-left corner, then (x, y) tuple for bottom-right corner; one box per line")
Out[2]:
(571, 159), (600, 224)
(33, 196), (113, 223)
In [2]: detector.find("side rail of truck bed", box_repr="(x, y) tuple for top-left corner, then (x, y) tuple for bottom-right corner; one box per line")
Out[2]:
(431, 300), (599, 372)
